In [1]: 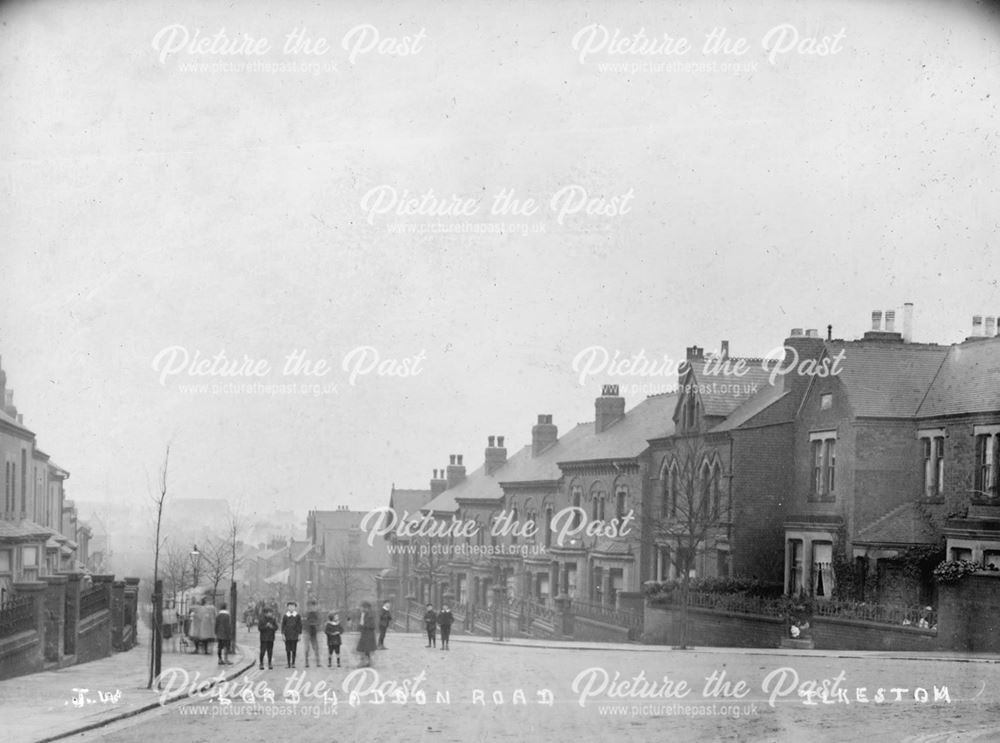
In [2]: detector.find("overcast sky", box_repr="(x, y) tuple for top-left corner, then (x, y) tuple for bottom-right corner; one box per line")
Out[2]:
(1, 0), (997, 525)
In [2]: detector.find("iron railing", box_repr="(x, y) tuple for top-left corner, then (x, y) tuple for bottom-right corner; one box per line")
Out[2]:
(80, 584), (109, 619)
(0, 593), (36, 638)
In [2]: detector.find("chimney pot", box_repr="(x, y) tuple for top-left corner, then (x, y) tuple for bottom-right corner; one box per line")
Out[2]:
(827, 325), (833, 341)
(720, 340), (729, 359)
(457, 454), (463, 466)
(601, 384), (619, 396)
(790, 328), (803, 337)
(973, 315), (984, 336)
(871, 311), (882, 331)
(986, 317), (996, 338)
(805, 328), (818, 338)
(488, 435), (495, 447)
(884, 310), (896, 333)
(497, 436), (504, 447)
(449, 454), (456, 465)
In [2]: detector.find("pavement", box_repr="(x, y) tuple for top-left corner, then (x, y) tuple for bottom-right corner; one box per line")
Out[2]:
(3, 627), (999, 743)
(0, 624), (258, 743)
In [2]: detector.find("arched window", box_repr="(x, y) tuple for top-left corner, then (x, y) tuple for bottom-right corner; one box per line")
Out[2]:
(544, 506), (553, 548)
(511, 506), (519, 544)
(712, 462), (723, 520)
(572, 486), (583, 530)
(699, 461), (712, 518)
(615, 486), (628, 522)
(591, 488), (606, 521)
(670, 464), (679, 517)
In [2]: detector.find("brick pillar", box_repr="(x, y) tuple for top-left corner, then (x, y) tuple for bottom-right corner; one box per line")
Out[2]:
(39, 575), (68, 664)
(124, 578), (140, 649)
(110, 580), (126, 651)
(63, 572), (83, 657)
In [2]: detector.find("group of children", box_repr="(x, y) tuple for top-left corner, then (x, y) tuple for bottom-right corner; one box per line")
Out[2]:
(258, 598), (455, 670)
(257, 599), (344, 670)
(422, 603), (453, 650)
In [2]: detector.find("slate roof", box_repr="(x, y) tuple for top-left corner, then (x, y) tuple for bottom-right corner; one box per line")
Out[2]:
(710, 384), (790, 433)
(854, 502), (939, 546)
(687, 359), (773, 418)
(422, 394), (677, 515)
(0, 407), (34, 437)
(388, 488), (434, 516)
(556, 393), (677, 464)
(824, 341), (949, 418)
(917, 337), (1000, 418)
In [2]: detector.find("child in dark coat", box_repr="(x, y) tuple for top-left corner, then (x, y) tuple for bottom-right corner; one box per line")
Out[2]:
(423, 604), (437, 648)
(437, 605), (453, 650)
(377, 602), (392, 649)
(258, 606), (278, 669)
(281, 601), (303, 668)
(324, 612), (343, 668)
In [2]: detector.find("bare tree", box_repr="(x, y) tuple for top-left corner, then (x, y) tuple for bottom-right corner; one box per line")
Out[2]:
(647, 439), (732, 649)
(198, 538), (232, 605)
(162, 541), (191, 610)
(147, 445), (170, 689)
(326, 538), (367, 616)
(225, 504), (247, 644)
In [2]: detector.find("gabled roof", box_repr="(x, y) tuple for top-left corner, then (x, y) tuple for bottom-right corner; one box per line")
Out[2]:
(825, 340), (948, 418)
(917, 337), (1000, 418)
(290, 540), (313, 562)
(682, 359), (773, 418)
(710, 384), (790, 433)
(389, 488), (434, 516)
(854, 502), (939, 546)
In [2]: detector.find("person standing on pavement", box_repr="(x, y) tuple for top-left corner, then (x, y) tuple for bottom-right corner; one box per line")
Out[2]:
(423, 604), (437, 648)
(258, 605), (278, 669)
(215, 602), (233, 665)
(437, 604), (453, 650)
(192, 597), (217, 655)
(377, 601), (392, 649)
(281, 601), (303, 668)
(324, 611), (343, 668)
(304, 599), (322, 668)
(356, 601), (376, 667)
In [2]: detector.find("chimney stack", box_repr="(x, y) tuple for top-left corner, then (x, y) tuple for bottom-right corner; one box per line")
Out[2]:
(3, 388), (15, 418)
(595, 384), (626, 434)
(720, 340), (729, 359)
(446, 455), (466, 489)
(902, 302), (914, 342)
(532, 414), (558, 457)
(484, 435), (508, 476)
(871, 311), (883, 331)
(827, 325), (833, 341)
(430, 468), (448, 497)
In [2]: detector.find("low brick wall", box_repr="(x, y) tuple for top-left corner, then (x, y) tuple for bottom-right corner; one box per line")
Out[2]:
(643, 604), (785, 647)
(643, 604), (938, 651)
(74, 609), (113, 665)
(0, 630), (44, 680)
(573, 615), (631, 643)
(811, 616), (937, 651)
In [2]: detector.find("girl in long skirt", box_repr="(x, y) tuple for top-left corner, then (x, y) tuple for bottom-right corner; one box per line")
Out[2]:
(356, 601), (377, 667)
